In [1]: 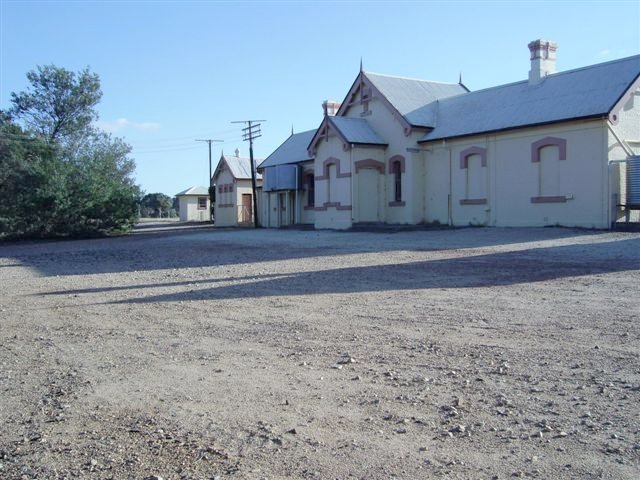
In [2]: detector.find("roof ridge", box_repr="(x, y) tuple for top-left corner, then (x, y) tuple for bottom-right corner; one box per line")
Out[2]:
(434, 53), (640, 101)
(365, 70), (460, 86)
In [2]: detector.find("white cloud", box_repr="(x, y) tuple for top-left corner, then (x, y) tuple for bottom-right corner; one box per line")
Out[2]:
(598, 49), (611, 58)
(96, 118), (161, 133)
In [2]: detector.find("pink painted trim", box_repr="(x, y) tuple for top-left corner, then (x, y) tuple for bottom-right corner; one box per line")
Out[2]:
(355, 159), (385, 174)
(531, 196), (567, 203)
(314, 202), (353, 211)
(459, 146), (487, 169)
(315, 157), (352, 180)
(388, 201), (406, 207)
(459, 198), (488, 205)
(335, 72), (413, 134)
(387, 155), (406, 173)
(531, 137), (566, 163)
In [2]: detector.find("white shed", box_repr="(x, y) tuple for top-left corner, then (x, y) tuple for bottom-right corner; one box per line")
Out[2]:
(175, 186), (210, 222)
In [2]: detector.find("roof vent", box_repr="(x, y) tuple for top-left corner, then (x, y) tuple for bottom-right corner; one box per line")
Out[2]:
(528, 39), (557, 85)
(234, 148), (240, 157)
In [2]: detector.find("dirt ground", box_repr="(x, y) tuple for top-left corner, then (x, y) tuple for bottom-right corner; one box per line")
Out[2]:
(1, 226), (639, 480)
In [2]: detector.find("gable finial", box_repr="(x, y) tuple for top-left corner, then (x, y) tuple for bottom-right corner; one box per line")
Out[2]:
(360, 57), (363, 72)
(459, 72), (462, 84)
(291, 124), (294, 136)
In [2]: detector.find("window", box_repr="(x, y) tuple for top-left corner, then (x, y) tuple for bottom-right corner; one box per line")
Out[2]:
(307, 174), (315, 207)
(530, 137), (567, 203)
(197, 197), (207, 210)
(393, 161), (402, 202)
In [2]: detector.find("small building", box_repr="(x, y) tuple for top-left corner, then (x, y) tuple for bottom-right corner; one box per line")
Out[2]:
(257, 128), (317, 227)
(212, 149), (263, 227)
(175, 186), (210, 222)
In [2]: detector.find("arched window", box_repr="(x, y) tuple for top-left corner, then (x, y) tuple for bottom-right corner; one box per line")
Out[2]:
(393, 161), (402, 202)
(530, 137), (567, 203)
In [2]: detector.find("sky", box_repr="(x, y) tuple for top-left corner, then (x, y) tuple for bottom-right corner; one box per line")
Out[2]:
(1, 0), (639, 197)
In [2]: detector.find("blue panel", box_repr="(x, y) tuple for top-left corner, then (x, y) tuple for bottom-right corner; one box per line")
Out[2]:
(264, 165), (300, 191)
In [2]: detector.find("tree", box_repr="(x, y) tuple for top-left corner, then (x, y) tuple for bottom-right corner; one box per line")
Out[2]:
(10, 65), (101, 144)
(1, 66), (140, 238)
(141, 193), (173, 218)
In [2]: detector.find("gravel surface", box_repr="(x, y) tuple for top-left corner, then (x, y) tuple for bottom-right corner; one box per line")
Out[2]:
(1, 226), (639, 479)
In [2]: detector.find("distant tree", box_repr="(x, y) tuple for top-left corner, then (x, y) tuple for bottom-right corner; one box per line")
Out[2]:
(10, 65), (101, 144)
(141, 193), (173, 218)
(1, 65), (140, 238)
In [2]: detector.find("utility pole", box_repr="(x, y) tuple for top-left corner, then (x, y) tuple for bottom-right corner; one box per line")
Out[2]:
(231, 120), (265, 228)
(195, 138), (222, 221)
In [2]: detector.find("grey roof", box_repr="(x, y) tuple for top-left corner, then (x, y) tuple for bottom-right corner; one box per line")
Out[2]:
(175, 186), (209, 196)
(329, 116), (387, 145)
(219, 154), (263, 180)
(365, 72), (467, 127)
(258, 129), (316, 169)
(420, 54), (640, 142)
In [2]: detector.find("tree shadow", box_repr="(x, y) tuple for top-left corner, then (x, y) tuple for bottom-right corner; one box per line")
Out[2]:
(90, 237), (640, 304)
(1, 227), (623, 278)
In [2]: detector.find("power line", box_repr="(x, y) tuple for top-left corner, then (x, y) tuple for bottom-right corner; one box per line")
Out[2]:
(231, 119), (266, 228)
(196, 138), (223, 217)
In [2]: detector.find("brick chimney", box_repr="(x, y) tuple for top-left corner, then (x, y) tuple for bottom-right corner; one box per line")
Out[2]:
(322, 100), (341, 116)
(528, 39), (557, 85)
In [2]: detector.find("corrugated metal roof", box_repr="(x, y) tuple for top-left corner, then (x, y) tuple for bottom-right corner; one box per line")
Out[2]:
(365, 72), (467, 127)
(329, 116), (387, 145)
(221, 154), (263, 180)
(420, 54), (640, 142)
(175, 186), (208, 196)
(258, 129), (316, 169)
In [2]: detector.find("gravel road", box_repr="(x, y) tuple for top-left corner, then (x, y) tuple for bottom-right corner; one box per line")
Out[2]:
(1, 226), (639, 479)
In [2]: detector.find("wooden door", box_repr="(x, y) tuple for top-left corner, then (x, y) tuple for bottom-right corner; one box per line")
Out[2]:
(241, 194), (252, 224)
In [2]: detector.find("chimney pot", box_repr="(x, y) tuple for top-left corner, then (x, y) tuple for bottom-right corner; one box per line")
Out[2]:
(322, 100), (341, 116)
(528, 39), (557, 85)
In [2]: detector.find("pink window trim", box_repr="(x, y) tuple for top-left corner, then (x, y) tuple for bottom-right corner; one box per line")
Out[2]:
(387, 155), (405, 173)
(315, 157), (352, 180)
(459, 147), (487, 169)
(459, 198), (488, 205)
(531, 137), (566, 163)
(355, 159), (385, 174)
(531, 196), (567, 204)
(388, 201), (406, 207)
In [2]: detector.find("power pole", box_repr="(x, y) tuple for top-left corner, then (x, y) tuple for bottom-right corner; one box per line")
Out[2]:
(231, 120), (265, 228)
(195, 138), (222, 221)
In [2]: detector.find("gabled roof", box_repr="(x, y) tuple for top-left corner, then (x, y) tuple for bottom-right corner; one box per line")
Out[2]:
(336, 70), (467, 131)
(258, 129), (315, 169)
(420, 54), (640, 142)
(365, 72), (467, 127)
(215, 153), (263, 180)
(175, 186), (208, 196)
(329, 116), (387, 145)
(307, 115), (387, 155)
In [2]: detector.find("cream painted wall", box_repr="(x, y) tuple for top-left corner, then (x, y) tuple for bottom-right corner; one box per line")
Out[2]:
(178, 196), (209, 222)
(314, 136), (353, 229)
(213, 160), (260, 227)
(425, 120), (611, 228)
